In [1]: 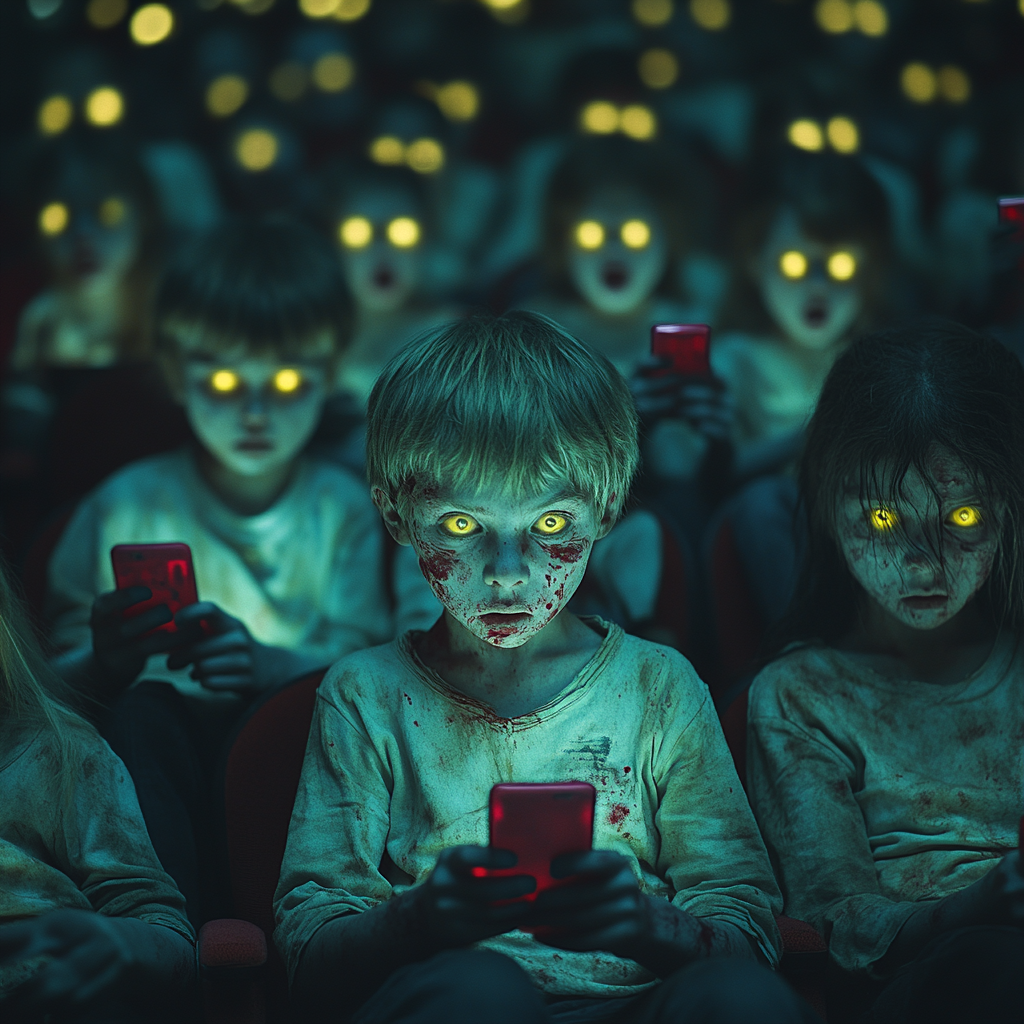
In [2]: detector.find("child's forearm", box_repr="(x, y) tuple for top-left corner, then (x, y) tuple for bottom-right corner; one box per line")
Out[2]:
(114, 918), (197, 1014)
(292, 891), (437, 1017)
(631, 898), (760, 978)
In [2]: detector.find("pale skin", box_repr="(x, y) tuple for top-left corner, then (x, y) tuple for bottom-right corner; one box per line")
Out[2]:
(833, 447), (1024, 972)
(54, 344), (333, 701)
(293, 476), (759, 1015)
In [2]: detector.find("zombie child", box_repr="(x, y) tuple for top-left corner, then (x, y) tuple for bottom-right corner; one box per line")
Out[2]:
(273, 311), (817, 1023)
(44, 217), (433, 925)
(0, 556), (195, 1021)
(746, 322), (1024, 1023)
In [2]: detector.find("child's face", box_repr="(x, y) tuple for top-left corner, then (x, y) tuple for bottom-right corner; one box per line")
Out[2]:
(179, 347), (330, 478)
(568, 186), (668, 316)
(757, 208), (864, 351)
(392, 478), (613, 649)
(337, 183), (423, 314)
(42, 164), (140, 290)
(835, 449), (1000, 631)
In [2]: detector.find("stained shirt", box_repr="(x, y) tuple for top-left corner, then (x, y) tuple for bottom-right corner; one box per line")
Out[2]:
(45, 448), (404, 703)
(0, 722), (193, 993)
(746, 634), (1024, 976)
(274, 618), (783, 998)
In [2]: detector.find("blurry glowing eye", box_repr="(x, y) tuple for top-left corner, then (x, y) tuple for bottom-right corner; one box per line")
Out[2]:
(621, 219), (651, 249)
(575, 220), (605, 250)
(210, 369), (240, 393)
(580, 101), (619, 134)
(779, 251), (808, 279)
(273, 368), (302, 393)
(442, 515), (478, 536)
(947, 506), (982, 528)
(340, 216), (373, 248)
(869, 507), (898, 531)
(369, 136), (405, 165)
(534, 514), (567, 535)
(39, 202), (69, 236)
(788, 119), (824, 152)
(387, 217), (421, 248)
(405, 138), (444, 174)
(618, 104), (657, 140)
(828, 251), (857, 281)
(98, 197), (126, 227)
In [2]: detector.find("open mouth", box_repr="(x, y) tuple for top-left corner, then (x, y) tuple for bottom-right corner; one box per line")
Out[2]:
(803, 300), (828, 327)
(478, 612), (531, 626)
(235, 438), (273, 452)
(373, 266), (396, 289)
(601, 262), (629, 290)
(901, 595), (948, 610)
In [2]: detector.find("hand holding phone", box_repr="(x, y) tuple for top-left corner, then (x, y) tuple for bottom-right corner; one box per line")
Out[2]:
(648, 324), (712, 377)
(110, 544), (198, 635)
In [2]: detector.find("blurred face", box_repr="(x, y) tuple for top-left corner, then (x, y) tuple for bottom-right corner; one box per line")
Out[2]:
(835, 449), (1000, 632)
(568, 187), (668, 316)
(398, 478), (610, 649)
(180, 348), (330, 478)
(38, 162), (141, 291)
(757, 208), (864, 351)
(336, 183), (423, 313)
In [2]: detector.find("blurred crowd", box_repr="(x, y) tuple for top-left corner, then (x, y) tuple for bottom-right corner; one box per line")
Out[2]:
(1, 0), (1022, 639)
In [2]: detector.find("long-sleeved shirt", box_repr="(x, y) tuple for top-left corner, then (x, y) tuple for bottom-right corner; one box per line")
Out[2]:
(746, 633), (1023, 976)
(45, 448), (404, 703)
(0, 721), (194, 994)
(274, 617), (783, 998)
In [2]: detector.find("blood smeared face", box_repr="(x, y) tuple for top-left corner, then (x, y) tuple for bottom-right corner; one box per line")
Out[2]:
(835, 450), (1000, 631)
(398, 479), (610, 648)
(757, 207), (864, 351)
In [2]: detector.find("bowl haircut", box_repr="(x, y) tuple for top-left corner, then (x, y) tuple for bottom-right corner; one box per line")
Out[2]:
(152, 215), (353, 384)
(769, 320), (1024, 654)
(365, 310), (640, 524)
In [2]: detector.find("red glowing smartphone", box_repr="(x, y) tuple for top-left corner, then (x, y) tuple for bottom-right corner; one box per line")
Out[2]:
(110, 543), (198, 635)
(650, 323), (712, 376)
(998, 197), (1024, 239)
(484, 782), (596, 904)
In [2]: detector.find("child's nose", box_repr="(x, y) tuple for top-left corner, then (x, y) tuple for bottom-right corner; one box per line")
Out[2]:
(484, 537), (529, 589)
(240, 391), (269, 423)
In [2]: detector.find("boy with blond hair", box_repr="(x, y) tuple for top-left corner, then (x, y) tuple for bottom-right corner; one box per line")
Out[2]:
(46, 217), (432, 924)
(274, 311), (813, 1023)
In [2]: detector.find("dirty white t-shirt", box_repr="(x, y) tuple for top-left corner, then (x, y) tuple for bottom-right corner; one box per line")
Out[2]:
(274, 618), (782, 997)
(747, 633), (1024, 976)
(0, 721), (193, 994)
(45, 448), (402, 703)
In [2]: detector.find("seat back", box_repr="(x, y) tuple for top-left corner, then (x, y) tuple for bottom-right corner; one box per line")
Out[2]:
(222, 669), (326, 1020)
(18, 504), (76, 631)
(651, 512), (690, 657)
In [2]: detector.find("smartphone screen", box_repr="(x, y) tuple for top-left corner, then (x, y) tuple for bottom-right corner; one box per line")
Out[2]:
(650, 323), (712, 376)
(110, 543), (198, 635)
(484, 782), (596, 905)
(998, 197), (1024, 238)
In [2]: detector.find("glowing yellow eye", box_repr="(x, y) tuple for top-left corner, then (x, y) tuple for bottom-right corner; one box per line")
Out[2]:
(828, 251), (857, 281)
(98, 197), (125, 227)
(273, 368), (302, 393)
(339, 216), (373, 248)
(621, 219), (651, 249)
(534, 514), (567, 535)
(779, 250), (808, 279)
(39, 202), (69, 236)
(575, 220), (605, 250)
(210, 369), (240, 393)
(387, 217), (421, 248)
(869, 507), (898, 531)
(442, 515), (478, 536)
(947, 506), (981, 528)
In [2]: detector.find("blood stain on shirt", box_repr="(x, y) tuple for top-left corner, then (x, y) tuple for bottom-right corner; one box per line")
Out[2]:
(609, 803), (630, 825)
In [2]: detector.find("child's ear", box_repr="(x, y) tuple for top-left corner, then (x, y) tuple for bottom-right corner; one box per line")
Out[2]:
(595, 493), (618, 541)
(372, 487), (412, 545)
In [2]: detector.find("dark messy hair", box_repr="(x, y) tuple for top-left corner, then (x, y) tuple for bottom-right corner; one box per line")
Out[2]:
(153, 215), (352, 369)
(768, 320), (1024, 654)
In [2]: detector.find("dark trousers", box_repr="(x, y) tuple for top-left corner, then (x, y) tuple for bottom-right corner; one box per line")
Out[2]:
(852, 926), (1024, 1024)
(350, 949), (820, 1024)
(99, 679), (253, 927)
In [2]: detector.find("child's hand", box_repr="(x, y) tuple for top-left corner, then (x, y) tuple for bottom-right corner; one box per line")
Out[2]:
(0, 908), (140, 1020)
(629, 358), (734, 442)
(526, 850), (652, 959)
(90, 587), (179, 693)
(407, 845), (535, 948)
(167, 603), (263, 694)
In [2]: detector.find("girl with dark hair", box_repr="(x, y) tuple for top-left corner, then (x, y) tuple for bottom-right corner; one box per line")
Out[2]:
(746, 321), (1024, 1023)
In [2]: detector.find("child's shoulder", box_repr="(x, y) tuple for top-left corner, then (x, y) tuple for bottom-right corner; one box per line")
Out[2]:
(80, 448), (192, 509)
(603, 623), (708, 703)
(296, 456), (376, 509)
(316, 637), (411, 707)
(748, 642), (857, 717)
